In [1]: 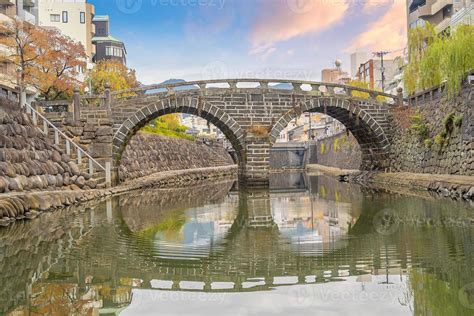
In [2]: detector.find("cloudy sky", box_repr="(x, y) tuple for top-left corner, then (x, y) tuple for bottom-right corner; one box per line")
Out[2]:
(90, 0), (407, 84)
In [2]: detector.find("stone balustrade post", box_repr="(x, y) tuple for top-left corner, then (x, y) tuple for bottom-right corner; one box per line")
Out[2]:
(292, 83), (302, 92)
(397, 87), (404, 107)
(73, 87), (81, 122)
(104, 82), (112, 117)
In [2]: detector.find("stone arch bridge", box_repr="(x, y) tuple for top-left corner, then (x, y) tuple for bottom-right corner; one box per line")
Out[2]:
(76, 79), (404, 186)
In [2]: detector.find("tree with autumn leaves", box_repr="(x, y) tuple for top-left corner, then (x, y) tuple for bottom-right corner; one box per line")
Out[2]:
(0, 18), (86, 102)
(87, 59), (139, 95)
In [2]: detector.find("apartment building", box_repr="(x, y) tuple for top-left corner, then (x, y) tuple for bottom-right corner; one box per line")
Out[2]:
(0, 0), (37, 103)
(277, 113), (345, 143)
(350, 51), (368, 79)
(181, 114), (223, 139)
(356, 58), (399, 91)
(92, 15), (127, 65)
(37, 0), (95, 64)
(407, 0), (473, 33)
(321, 60), (350, 85)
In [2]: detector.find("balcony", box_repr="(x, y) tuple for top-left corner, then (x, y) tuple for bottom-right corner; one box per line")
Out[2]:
(23, 0), (36, 7)
(418, 0), (453, 18)
(23, 10), (36, 24)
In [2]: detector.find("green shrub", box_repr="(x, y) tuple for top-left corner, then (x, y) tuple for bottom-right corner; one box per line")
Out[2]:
(404, 23), (474, 97)
(141, 114), (195, 141)
(424, 139), (433, 148)
(433, 134), (445, 146)
(442, 112), (455, 134)
(453, 114), (463, 127)
(409, 112), (429, 140)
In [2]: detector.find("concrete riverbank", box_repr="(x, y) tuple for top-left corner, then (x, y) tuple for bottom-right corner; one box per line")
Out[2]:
(307, 164), (474, 201)
(0, 165), (237, 227)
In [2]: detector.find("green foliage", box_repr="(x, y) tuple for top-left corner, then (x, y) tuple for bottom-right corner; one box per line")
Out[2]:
(141, 114), (194, 141)
(347, 80), (387, 102)
(137, 209), (186, 239)
(333, 138), (339, 151)
(404, 23), (474, 97)
(409, 269), (469, 316)
(442, 112), (455, 135)
(424, 139), (433, 148)
(453, 114), (463, 127)
(341, 134), (347, 145)
(433, 133), (445, 146)
(443, 25), (474, 97)
(409, 112), (429, 140)
(404, 22), (438, 94)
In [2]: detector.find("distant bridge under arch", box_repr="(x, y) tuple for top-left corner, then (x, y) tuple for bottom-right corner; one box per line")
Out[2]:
(79, 79), (404, 186)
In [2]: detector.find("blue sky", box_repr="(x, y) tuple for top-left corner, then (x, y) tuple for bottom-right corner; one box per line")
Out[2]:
(90, 0), (406, 84)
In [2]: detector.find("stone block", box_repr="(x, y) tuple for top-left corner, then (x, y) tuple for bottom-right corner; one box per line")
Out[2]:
(95, 126), (113, 136)
(89, 142), (112, 158)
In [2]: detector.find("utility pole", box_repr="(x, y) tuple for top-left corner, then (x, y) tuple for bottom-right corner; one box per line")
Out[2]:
(373, 51), (390, 92)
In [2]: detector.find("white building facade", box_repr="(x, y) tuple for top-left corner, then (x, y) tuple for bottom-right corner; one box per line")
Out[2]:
(36, 0), (95, 65)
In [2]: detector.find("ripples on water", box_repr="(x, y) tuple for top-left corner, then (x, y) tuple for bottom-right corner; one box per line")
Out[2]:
(0, 173), (473, 315)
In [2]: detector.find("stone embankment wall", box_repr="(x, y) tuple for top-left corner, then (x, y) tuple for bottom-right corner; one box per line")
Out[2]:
(118, 133), (234, 181)
(0, 165), (237, 226)
(311, 132), (362, 170)
(390, 85), (473, 175)
(0, 102), (95, 193)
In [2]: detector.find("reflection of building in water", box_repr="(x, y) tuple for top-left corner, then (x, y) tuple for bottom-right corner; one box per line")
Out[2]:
(271, 192), (355, 250)
(150, 202), (238, 259)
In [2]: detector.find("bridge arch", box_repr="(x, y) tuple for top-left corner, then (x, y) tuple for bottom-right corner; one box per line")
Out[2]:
(85, 79), (403, 186)
(112, 96), (245, 167)
(269, 97), (391, 169)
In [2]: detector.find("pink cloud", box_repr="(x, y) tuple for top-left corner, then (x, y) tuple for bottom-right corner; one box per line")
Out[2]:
(347, 0), (407, 53)
(250, 0), (349, 49)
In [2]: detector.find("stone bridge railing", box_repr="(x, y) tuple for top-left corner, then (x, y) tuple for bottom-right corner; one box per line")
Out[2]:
(109, 78), (404, 105)
(77, 78), (404, 108)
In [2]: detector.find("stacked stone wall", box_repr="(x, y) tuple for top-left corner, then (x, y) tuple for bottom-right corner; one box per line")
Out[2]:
(118, 133), (234, 181)
(0, 102), (95, 193)
(390, 85), (473, 175)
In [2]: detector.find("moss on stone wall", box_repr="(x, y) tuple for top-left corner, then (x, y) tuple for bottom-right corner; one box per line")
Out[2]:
(390, 85), (472, 175)
(314, 132), (362, 170)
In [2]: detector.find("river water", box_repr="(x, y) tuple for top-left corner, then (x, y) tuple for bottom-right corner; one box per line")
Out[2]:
(0, 173), (473, 315)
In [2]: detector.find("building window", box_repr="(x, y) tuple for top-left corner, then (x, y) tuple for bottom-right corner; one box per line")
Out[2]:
(80, 12), (85, 24)
(50, 14), (60, 22)
(62, 11), (68, 23)
(105, 46), (123, 58)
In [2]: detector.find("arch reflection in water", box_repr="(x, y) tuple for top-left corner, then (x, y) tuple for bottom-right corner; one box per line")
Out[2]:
(0, 174), (473, 315)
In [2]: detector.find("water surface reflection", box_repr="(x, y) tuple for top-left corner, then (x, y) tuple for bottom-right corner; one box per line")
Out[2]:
(0, 174), (473, 315)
